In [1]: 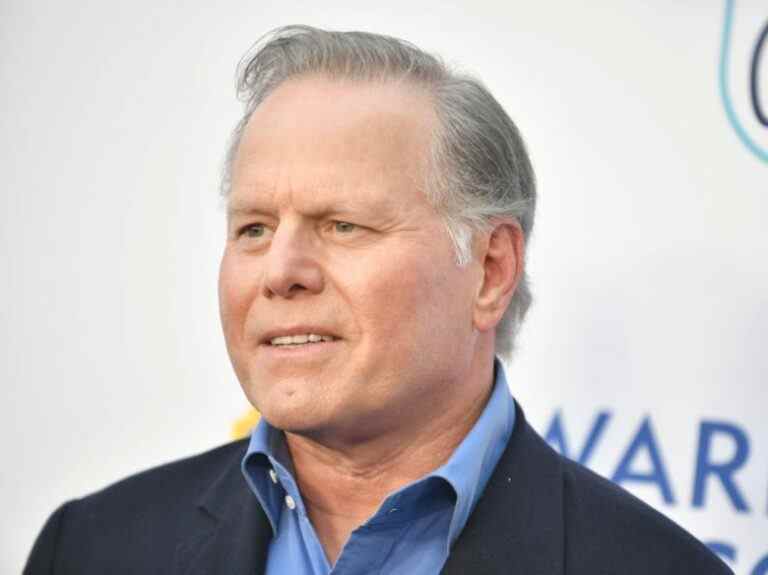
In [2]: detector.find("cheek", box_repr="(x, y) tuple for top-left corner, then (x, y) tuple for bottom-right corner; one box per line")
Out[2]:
(218, 252), (259, 341)
(349, 248), (467, 345)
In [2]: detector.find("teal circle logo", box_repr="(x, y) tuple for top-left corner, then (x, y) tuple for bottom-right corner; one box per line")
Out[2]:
(720, 0), (768, 163)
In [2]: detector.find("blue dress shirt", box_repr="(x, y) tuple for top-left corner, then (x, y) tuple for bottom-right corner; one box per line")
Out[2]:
(241, 362), (516, 574)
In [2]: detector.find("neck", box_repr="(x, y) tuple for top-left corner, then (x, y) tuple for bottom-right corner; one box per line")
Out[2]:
(284, 355), (496, 564)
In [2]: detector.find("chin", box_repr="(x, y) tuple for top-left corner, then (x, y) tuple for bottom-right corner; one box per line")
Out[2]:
(248, 386), (322, 433)
(261, 405), (310, 431)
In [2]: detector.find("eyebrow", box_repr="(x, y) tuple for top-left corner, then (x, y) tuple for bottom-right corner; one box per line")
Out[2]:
(226, 204), (383, 227)
(226, 202), (269, 218)
(226, 189), (397, 221)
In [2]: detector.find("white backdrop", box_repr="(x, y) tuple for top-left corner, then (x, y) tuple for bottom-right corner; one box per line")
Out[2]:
(2, 1), (766, 573)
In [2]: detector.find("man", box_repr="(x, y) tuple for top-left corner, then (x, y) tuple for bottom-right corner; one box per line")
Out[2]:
(25, 26), (731, 574)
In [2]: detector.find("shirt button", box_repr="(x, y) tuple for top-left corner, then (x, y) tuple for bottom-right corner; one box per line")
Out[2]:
(268, 469), (278, 484)
(285, 495), (296, 510)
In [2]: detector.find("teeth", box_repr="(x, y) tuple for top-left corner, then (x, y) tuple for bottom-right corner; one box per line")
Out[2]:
(269, 333), (334, 346)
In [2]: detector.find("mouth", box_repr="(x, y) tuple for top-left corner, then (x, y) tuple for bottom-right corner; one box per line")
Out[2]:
(259, 327), (342, 349)
(267, 333), (340, 347)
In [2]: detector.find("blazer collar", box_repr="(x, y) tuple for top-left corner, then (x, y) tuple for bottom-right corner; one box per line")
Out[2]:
(174, 441), (272, 575)
(441, 401), (565, 575)
(171, 402), (564, 575)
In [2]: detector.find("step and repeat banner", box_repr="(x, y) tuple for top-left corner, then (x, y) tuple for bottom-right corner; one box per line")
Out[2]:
(2, 1), (765, 573)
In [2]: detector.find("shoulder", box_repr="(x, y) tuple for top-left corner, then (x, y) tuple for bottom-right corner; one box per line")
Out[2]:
(446, 405), (733, 575)
(554, 439), (732, 573)
(24, 439), (250, 574)
(73, 438), (250, 511)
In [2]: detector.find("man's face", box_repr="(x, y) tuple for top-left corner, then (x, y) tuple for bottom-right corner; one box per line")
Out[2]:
(219, 76), (483, 442)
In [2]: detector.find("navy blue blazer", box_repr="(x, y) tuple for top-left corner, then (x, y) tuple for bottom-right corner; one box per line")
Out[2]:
(25, 403), (732, 574)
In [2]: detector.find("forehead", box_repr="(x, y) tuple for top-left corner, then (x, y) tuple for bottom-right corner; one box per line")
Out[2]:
(229, 75), (438, 210)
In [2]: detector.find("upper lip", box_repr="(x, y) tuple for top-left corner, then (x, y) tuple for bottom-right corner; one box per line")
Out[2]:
(259, 326), (340, 344)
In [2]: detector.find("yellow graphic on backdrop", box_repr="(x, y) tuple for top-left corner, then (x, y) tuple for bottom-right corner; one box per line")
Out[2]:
(232, 408), (261, 439)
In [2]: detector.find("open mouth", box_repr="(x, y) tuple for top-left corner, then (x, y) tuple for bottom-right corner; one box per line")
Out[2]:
(267, 334), (340, 347)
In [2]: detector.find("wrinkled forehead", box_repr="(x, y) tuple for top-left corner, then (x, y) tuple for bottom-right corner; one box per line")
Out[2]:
(236, 76), (437, 174)
(248, 73), (438, 134)
(228, 75), (439, 210)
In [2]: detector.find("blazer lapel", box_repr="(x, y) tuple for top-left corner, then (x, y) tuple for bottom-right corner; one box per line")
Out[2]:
(442, 403), (565, 575)
(170, 404), (564, 575)
(174, 445), (273, 575)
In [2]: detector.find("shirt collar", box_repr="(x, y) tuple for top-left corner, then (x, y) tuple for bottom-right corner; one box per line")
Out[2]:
(241, 419), (298, 535)
(241, 358), (516, 541)
(432, 358), (516, 545)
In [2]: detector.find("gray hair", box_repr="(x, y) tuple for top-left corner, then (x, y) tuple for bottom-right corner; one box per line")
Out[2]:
(221, 25), (536, 359)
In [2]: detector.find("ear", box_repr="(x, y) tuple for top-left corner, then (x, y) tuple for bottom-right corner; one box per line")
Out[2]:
(473, 220), (525, 332)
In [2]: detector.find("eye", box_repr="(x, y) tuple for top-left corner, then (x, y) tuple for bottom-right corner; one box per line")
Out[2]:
(334, 221), (357, 233)
(239, 223), (266, 238)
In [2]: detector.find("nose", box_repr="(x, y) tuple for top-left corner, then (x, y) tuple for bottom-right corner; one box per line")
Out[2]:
(262, 221), (324, 299)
